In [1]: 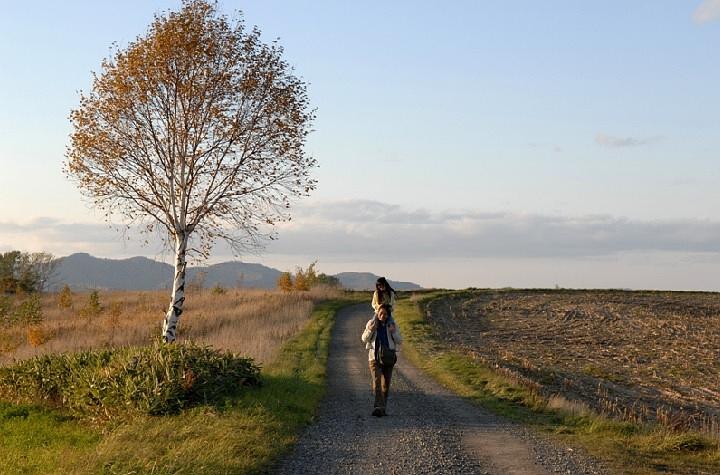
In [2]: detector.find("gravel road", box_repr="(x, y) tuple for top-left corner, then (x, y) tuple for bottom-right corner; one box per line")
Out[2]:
(273, 304), (611, 475)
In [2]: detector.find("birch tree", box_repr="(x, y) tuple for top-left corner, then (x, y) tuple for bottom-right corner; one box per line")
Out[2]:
(65, 0), (316, 342)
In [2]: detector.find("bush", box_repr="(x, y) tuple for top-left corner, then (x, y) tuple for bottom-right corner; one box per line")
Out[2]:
(294, 269), (310, 291)
(276, 272), (293, 292)
(0, 295), (45, 327)
(57, 284), (73, 309)
(211, 284), (226, 295)
(0, 342), (261, 420)
(26, 326), (50, 347)
(0, 295), (11, 325)
(279, 261), (338, 291)
(80, 290), (102, 319)
(13, 294), (43, 325)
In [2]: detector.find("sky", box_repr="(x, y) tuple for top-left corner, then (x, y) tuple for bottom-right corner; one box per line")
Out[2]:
(1, 1), (720, 289)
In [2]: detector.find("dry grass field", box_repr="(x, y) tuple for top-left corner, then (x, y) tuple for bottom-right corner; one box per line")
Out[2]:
(425, 289), (720, 438)
(0, 286), (342, 367)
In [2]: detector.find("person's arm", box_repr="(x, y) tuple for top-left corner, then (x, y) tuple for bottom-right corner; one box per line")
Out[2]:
(361, 318), (378, 343)
(371, 291), (380, 312)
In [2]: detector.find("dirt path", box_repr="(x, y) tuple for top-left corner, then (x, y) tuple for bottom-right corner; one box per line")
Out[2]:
(274, 304), (609, 474)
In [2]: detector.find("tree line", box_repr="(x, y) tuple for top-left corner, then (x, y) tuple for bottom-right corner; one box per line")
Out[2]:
(0, 251), (58, 294)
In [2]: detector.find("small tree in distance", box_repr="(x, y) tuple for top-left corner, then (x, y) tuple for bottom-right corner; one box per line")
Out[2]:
(294, 268), (310, 291)
(278, 261), (340, 291)
(276, 272), (293, 292)
(80, 290), (103, 320)
(65, 1), (316, 342)
(57, 284), (74, 309)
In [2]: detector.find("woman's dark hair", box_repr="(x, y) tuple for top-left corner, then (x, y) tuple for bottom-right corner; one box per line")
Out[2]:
(375, 277), (395, 295)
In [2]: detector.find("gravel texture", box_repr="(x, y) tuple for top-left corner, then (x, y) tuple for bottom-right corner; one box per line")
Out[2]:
(273, 304), (612, 475)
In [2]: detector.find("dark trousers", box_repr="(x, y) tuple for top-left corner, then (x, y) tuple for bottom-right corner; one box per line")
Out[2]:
(369, 359), (394, 410)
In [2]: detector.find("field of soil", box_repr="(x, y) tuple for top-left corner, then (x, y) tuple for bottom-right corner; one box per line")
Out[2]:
(424, 289), (720, 436)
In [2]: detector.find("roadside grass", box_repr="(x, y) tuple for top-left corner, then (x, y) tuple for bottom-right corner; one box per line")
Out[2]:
(0, 402), (99, 474)
(394, 295), (720, 475)
(0, 296), (362, 474)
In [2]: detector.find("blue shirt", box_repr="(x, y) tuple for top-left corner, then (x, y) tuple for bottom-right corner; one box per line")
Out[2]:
(374, 320), (390, 362)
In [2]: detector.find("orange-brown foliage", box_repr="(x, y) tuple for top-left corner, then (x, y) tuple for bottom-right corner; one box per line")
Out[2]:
(26, 326), (50, 347)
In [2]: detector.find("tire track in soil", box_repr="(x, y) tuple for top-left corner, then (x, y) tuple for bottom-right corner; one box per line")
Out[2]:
(273, 304), (609, 475)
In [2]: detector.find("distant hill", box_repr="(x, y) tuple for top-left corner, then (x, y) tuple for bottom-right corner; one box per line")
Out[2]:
(54, 253), (422, 291)
(333, 272), (423, 291)
(55, 253), (172, 290)
(189, 261), (282, 289)
(55, 253), (283, 291)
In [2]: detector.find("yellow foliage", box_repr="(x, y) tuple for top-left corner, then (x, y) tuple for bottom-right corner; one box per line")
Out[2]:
(276, 272), (293, 292)
(27, 326), (50, 348)
(294, 270), (310, 291)
(58, 284), (73, 309)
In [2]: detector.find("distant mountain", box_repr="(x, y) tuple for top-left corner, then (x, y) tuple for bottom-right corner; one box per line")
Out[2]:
(54, 253), (422, 291)
(55, 253), (283, 291)
(334, 272), (423, 291)
(55, 253), (172, 290)
(188, 262), (282, 289)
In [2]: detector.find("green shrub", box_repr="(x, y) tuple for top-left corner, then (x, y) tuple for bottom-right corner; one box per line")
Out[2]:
(13, 294), (43, 325)
(211, 283), (226, 295)
(80, 290), (102, 319)
(0, 342), (261, 420)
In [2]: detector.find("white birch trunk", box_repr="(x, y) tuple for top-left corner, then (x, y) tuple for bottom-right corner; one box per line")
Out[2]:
(162, 232), (188, 342)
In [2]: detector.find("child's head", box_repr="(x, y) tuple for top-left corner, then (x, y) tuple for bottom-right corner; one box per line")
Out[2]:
(377, 306), (389, 321)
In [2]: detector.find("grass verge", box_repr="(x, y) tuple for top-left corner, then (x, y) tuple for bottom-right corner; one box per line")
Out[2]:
(0, 297), (360, 474)
(0, 402), (100, 474)
(394, 294), (720, 475)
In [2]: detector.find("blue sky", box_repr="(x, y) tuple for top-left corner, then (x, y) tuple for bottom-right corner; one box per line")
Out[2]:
(1, 1), (720, 288)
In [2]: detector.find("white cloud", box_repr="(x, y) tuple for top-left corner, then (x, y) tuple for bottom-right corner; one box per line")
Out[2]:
(693, 0), (720, 24)
(0, 218), (171, 260)
(595, 133), (660, 148)
(527, 142), (563, 153)
(5, 204), (720, 289)
(266, 201), (720, 260)
(4, 202), (720, 263)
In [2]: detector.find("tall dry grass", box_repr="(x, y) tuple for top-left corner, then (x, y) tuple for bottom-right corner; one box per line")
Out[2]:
(0, 286), (342, 366)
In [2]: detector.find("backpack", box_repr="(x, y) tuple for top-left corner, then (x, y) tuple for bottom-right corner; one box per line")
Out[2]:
(377, 341), (397, 366)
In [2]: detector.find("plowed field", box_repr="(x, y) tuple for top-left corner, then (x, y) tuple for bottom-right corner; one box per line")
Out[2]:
(425, 290), (720, 435)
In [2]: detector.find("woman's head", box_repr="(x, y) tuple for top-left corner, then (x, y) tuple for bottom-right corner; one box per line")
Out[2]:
(375, 277), (395, 295)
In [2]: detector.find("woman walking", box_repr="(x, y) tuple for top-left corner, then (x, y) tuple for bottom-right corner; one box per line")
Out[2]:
(362, 302), (402, 417)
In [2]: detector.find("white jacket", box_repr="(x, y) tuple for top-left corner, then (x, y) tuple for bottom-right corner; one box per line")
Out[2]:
(361, 317), (403, 361)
